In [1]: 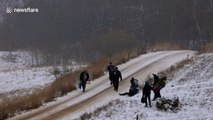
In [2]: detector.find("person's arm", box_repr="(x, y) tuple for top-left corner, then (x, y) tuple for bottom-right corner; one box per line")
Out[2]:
(119, 71), (122, 81)
(107, 65), (110, 71)
(149, 85), (152, 90)
(80, 72), (83, 81)
(86, 73), (90, 81)
(142, 87), (145, 96)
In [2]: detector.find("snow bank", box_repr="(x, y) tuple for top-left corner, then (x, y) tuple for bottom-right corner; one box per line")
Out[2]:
(84, 53), (213, 120)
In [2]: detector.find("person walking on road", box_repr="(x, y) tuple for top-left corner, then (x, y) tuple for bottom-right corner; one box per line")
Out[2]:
(111, 67), (122, 91)
(79, 70), (90, 92)
(107, 62), (115, 85)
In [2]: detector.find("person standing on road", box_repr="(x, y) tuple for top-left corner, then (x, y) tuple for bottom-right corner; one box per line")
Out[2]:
(79, 70), (90, 92)
(111, 67), (122, 91)
(107, 62), (115, 85)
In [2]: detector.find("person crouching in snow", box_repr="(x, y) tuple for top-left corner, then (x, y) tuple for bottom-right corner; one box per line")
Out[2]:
(79, 70), (90, 92)
(119, 77), (139, 96)
(142, 81), (152, 107)
(152, 74), (167, 101)
(111, 67), (122, 91)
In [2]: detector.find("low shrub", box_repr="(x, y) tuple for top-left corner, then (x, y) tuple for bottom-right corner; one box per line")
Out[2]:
(156, 97), (180, 112)
(202, 42), (213, 52)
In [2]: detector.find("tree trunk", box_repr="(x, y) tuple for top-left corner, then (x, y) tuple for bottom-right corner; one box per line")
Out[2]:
(170, 0), (174, 42)
(193, 0), (202, 43)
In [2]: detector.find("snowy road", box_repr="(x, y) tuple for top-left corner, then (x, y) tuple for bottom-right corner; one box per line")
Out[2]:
(10, 51), (195, 120)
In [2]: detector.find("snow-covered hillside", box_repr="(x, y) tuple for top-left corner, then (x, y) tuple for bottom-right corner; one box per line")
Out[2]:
(78, 53), (213, 120)
(0, 51), (32, 71)
(0, 51), (84, 97)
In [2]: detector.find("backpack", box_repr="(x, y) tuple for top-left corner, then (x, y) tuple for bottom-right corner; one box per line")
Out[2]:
(153, 79), (166, 92)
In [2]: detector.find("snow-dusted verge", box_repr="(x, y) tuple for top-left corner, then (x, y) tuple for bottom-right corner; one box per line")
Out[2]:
(0, 51), (84, 97)
(0, 51), (32, 71)
(0, 66), (83, 95)
(79, 53), (213, 120)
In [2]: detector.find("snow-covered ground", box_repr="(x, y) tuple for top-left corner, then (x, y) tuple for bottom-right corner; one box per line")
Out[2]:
(9, 51), (194, 120)
(0, 51), (32, 71)
(78, 53), (213, 120)
(0, 51), (84, 97)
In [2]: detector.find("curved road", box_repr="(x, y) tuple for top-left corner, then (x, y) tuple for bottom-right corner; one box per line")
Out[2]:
(10, 51), (195, 120)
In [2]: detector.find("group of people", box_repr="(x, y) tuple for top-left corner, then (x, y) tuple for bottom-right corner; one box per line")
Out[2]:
(78, 62), (167, 108)
(78, 62), (123, 92)
(142, 74), (167, 107)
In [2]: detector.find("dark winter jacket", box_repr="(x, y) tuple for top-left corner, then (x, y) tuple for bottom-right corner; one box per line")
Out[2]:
(129, 79), (139, 94)
(80, 71), (89, 83)
(111, 70), (122, 81)
(143, 82), (152, 96)
(153, 74), (160, 86)
(107, 64), (115, 75)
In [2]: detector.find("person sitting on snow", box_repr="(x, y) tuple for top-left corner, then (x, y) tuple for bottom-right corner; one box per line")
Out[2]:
(119, 77), (139, 96)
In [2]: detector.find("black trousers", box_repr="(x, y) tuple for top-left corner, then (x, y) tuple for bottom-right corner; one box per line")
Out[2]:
(120, 92), (135, 97)
(82, 81), (86, 92)
(144, 94), (151, 107)
(109, 75), (113, 84)
(113, 79), (119, 91)
(153, 91), (161, 100)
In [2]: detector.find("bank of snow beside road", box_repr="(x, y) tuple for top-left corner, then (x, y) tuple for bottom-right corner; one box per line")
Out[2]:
(51, 51), (195, 120)
(8, 51), (195, 120)
(83, 53), (213, 120)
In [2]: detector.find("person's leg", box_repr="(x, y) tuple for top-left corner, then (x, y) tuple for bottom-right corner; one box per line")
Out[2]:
(148, 94), (151, 107)
(145, 95), (148, 107)
(109, 76), (113, 85)
(116, 80), (119, 91)
(159, 91), (161, 98)
(119, 92), (129, 96)
(155, 91), (158, 99)
(156, 91), (161, 99)
(112, 80), (116, 91)
(152, 92), (156, 101)
(129, 93), (134, 97)
(82, 82), (86, 92)
(79, 81), (82, 89)
(114, 80), (118, 91)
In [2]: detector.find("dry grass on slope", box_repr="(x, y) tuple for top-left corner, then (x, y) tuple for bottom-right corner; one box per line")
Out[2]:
(202, 42), (213, 52)
(0, 49), (143, 120)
